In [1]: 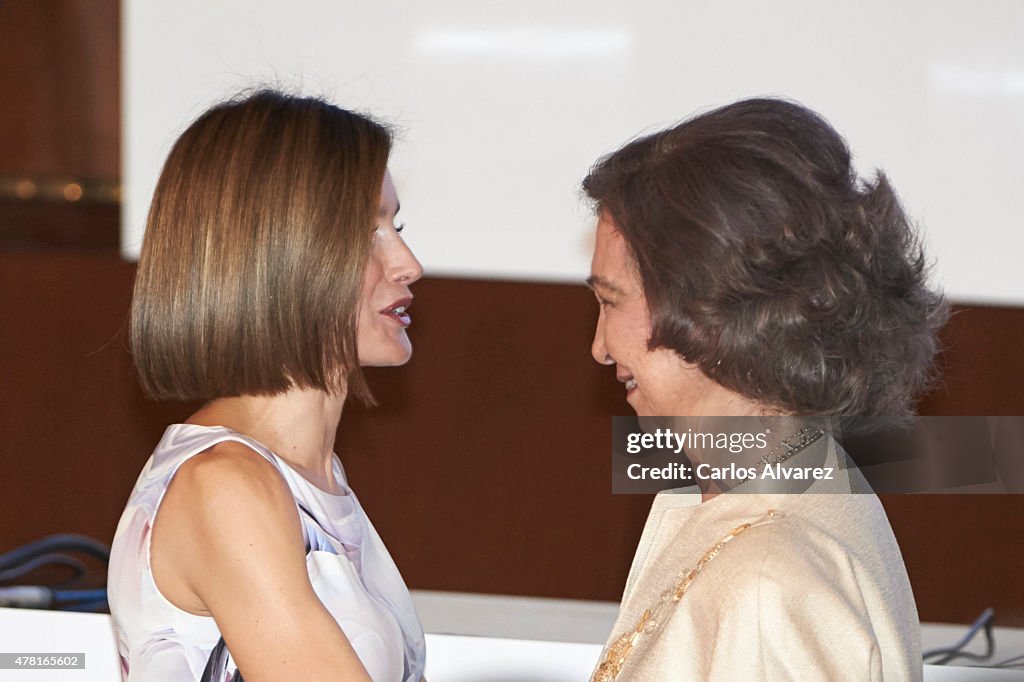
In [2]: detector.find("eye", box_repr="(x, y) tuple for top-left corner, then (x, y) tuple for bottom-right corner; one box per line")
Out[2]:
(373, 222), (404, 236)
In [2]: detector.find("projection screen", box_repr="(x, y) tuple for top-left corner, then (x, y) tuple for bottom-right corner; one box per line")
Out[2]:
(123, 1), (1024, 306)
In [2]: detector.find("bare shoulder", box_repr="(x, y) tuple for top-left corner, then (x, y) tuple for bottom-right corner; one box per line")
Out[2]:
(174, 440), (290, 496)
(151, 440), (371, 678)
(151, 440), (303, 615)
(161, 439), (300, 542)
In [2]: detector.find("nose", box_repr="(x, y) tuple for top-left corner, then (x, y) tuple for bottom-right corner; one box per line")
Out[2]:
(591, 307), (613, 365)
(388, 236), (424, 286)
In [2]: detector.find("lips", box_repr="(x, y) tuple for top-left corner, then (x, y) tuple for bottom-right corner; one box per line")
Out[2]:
(381, 297), (413, 327)
(617, 373), (637, 395)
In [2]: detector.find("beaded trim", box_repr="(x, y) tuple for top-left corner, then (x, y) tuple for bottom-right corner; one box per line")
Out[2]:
(758, 426), (825, 468)
(591, 510), (781, 682)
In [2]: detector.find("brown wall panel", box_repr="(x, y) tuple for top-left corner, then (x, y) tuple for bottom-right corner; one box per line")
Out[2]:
(1, 249), (1023, 628)
(0, 0), (120, 178)
(919, 306), (1024, 415)
(0, 252), (171, 553)
(881, 495), (1024, 628)
(338, 277), (653, 600)
(891, 306), (1024, 625)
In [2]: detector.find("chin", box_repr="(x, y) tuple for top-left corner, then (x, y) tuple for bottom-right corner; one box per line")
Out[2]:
(360, 344), (412, 367)
(391, 349), (413, 366)
(626, 393), (651, 417)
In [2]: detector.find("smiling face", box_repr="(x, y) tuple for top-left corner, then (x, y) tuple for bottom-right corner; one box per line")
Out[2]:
(588, 214), (757, 417)
(356, 170), (423, 366)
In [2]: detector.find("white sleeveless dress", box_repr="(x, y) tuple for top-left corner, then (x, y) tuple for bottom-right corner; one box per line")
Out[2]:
(108, 423), (426, 681)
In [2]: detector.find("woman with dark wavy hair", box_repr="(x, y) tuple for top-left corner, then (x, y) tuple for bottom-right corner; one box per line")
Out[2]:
(584, 98), (946, 680)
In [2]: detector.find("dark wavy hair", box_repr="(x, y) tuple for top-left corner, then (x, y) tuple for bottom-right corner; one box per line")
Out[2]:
(582, 98), (948, 416)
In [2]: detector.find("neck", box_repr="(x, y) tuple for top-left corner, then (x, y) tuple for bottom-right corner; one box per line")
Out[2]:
(694, 416), (829, 502)
(186, 385), (347, 492)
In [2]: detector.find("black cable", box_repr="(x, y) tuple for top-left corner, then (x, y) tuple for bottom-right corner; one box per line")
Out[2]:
(0, 534), (109, 571)
(0, 553), (88, 585)
(922, 608), (995, 665)
(992, 652), (1024, 669)
(0, 535), (111, 611)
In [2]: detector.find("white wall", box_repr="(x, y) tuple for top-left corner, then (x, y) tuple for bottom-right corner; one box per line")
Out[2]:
(123, 1), (1024, 305)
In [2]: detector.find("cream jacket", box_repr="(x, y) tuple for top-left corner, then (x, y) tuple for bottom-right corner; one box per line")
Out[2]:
(595, 440), (922, 681)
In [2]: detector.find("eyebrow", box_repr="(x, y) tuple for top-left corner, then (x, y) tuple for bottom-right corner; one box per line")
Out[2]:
(378, 201), (401, 218)
(585, 275), (624, 295)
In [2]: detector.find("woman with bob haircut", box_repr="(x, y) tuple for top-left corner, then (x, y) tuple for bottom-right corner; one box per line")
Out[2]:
(584, 98), (946, 680)
(108, 90), (426, 681)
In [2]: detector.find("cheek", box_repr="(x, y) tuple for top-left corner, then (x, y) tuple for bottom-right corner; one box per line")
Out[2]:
(360, 243), (387, 299)
(355, 296), (385, 350)
(360, 266), (381, 304)
(611, 302), (654, 356)
(605, 317), (645, 359)
(637, 352), (700, 408)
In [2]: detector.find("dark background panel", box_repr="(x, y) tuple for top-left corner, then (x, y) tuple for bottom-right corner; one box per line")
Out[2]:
(0, 0), (120, 179)
(1, 253), (1023, 627)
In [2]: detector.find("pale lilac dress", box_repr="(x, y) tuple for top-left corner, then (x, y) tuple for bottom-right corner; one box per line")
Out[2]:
(108, 424), (426, 681)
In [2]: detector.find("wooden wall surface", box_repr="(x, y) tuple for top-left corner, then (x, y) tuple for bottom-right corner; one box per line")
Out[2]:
(1, 253), (1023, 628)
(0, 0), (119, 178)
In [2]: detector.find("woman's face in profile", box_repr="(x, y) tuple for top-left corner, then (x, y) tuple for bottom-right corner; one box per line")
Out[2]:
(356, 170), (423, 366)
(588, 215), (751, 417)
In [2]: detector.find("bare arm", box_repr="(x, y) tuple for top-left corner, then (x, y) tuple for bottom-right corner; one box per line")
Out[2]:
(151, 442), (371, 681)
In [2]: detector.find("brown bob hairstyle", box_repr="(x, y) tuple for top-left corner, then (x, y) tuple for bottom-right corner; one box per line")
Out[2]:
(583, 98), (948, 416)
(131, 90), (391, 404)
